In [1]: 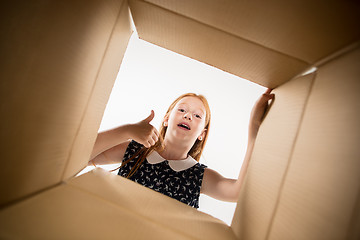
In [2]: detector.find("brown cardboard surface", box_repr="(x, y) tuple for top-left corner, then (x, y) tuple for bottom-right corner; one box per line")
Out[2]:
(0, 168), (236, 240)
(0, 183), (187, 240)
(62, 0), (132, 180)
(129, 0), (360, 88)
(129, 0), (309, 88)
(144, 0), (360, 63)
(0, 0), (131, 207)
(69, 169), (236, 239)
(231, 72), (316, 239)
(1, 0), (359, 239)
(267, 48), (360, 240)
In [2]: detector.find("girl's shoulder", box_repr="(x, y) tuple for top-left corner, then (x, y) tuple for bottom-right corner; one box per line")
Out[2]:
(188, 162), (207, 174)
(196, 162), (207, 169)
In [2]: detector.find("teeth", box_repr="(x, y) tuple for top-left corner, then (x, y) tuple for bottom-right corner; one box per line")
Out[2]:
(178, 124), (190, 130)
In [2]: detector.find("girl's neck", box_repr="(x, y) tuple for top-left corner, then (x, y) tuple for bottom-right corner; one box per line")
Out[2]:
(159, 138), (192, 160)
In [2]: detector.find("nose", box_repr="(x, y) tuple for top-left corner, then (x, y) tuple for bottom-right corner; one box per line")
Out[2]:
(183, 112), (192, 120)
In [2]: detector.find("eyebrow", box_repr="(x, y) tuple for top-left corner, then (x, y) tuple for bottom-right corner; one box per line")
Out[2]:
(178, 103), (205, 114)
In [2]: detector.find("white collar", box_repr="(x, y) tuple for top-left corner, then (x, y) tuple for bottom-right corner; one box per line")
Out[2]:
(147, 151), (198, 172)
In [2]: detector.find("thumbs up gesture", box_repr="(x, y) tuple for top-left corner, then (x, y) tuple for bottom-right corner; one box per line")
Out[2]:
(128, 110), (160, 148)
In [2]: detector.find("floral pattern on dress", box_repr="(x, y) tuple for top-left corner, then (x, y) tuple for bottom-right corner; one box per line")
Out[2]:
(118, 140), (207, 208)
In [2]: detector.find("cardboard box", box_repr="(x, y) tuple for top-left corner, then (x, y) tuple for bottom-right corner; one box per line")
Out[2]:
(1, 0), (359, 239)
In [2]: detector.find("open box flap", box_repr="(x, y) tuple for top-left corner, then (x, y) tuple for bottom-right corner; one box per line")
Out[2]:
(129, 0), (360, 88)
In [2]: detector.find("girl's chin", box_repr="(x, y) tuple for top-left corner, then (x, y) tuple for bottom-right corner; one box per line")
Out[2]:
(167, 132), (196, 142)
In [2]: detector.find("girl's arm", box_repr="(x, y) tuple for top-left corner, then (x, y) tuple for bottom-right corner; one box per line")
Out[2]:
(201, 89), (274, 202)
(89, 110), (159, 166)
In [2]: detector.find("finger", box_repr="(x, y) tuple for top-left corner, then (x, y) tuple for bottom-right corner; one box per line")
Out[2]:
(143, 141), (151, 148)
(153, 128), (160, 138)
(148, 138), (155, 146)
(143, 110), (155, 123)
(264, 93), (274, 100)
(265, 88), (272, 94)
(261, 92), (275, 101)
(152, 133), (158, 143)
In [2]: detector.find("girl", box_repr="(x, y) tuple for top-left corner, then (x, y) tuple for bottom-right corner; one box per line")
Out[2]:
(89, 89), (274, 208)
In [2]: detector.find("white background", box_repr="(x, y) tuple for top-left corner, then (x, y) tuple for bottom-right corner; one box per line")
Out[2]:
(78, 32), (265, 225)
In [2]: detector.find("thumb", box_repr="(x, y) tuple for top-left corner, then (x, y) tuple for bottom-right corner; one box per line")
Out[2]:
(143, 110), (155, 123)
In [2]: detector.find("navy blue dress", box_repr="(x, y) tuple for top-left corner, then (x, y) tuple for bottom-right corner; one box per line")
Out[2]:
(118, 140), (207, 208)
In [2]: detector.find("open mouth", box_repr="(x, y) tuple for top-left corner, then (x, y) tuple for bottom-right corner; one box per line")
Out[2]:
(177, 123), (191, 130)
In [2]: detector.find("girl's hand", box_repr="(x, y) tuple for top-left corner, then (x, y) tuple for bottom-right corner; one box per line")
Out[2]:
(249, 88), (275, 132)
(128, 110), (159, 148)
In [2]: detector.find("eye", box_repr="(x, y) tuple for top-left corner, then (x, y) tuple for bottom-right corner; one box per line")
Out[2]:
(194, 114), (202, 119)
(178, 108), (185, 113)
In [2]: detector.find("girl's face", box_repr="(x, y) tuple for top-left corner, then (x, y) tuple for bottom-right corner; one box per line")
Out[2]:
(164, 96), (207, 143)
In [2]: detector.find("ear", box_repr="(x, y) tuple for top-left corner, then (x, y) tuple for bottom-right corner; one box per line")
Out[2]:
(163, 115), (169, 126)
(198, 129), (207, 141)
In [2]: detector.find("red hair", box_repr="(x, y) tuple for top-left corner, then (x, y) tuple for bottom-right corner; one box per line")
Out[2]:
(120, 93), (211, 178)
